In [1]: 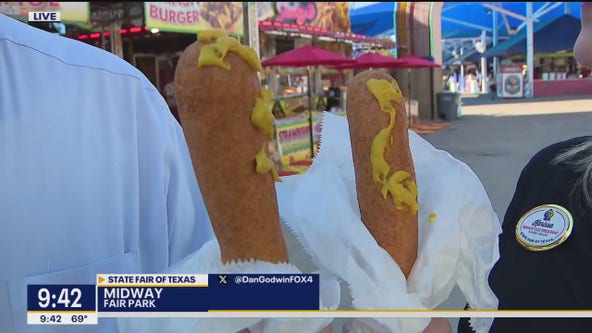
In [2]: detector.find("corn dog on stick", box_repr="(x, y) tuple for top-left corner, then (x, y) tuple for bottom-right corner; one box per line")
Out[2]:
(346, 70), (419, 278)
(174, 30), (288, 264)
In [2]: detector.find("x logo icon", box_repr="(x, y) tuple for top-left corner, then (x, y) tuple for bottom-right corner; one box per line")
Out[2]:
(218, 274), (228, 284)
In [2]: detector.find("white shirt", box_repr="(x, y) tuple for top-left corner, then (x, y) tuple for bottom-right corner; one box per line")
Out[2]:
(0, 14), (214, 333)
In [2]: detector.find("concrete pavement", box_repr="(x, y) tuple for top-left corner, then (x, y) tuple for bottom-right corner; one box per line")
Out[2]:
(280, 95), (592, 332)
(428, 96), (592, 220)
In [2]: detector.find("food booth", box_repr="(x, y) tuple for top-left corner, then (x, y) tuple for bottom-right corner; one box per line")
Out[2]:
(485, 14), (592, 99)
(257, 2), (394, 173)
(533, 53), (592, 97)
(500, 53), (592, 98)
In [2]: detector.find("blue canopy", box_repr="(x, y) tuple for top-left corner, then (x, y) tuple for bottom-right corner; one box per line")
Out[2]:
(442, 2), (581, 38)
(350, 2), (395, 37)
(350, 2), (582, 39)
(483, 14), (581, 57)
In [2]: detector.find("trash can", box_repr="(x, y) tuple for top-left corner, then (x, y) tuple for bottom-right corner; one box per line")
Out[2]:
(437, 92), (462, 121)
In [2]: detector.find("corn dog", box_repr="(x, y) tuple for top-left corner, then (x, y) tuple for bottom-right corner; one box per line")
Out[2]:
(174, 30), (288, 264)
(346, 70), (419, 278)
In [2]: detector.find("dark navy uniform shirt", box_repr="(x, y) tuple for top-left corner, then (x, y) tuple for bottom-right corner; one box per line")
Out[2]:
(459, 136), (592, 333)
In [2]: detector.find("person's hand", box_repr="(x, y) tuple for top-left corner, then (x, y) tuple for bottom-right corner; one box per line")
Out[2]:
(341, 318), (451, 333)
(422, 318), (452, 333)
(236, 323), (332, 333)
(574, 3), (592, 67)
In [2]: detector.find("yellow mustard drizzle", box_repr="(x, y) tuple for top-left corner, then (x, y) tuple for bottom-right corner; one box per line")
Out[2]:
(255, 144), (280, 182)
(366, 79), (419, 215)
(198, 29), (227, 43)
(251, 88), (281, 182)
(198, 34), (262, 72)
(251, 89), (275, 140)
(196, 29), (279, 182)
(428, 213), (437, 224)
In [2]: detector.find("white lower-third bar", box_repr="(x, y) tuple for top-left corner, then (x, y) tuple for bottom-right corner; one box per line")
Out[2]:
(28, 312), (98, 325)
(99, 311), (592, 318)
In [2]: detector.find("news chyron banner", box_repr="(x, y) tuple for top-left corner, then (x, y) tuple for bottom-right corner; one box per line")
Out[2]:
(27, 274), (319, 325)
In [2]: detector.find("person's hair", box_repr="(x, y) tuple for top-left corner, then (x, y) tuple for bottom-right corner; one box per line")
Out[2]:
(552, 139), (592, 207)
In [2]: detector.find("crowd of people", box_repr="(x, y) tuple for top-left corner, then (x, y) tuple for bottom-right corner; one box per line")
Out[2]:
(2, 2), (592, 332)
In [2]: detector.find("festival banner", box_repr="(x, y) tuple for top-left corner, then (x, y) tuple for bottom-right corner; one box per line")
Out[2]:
(0, 2), (89, 23)
(144, 2), (244, 35)
(257, 2), (351, 33)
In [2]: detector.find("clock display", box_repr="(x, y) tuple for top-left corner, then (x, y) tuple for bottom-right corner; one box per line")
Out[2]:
(28, 284), (96, 311)
(38, 287), (82, 309)
(39, 314), (62, 323)
(27, 284), (97, 325)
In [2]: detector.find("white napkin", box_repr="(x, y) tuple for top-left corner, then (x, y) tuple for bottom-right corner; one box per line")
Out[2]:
(276, 112), (502, 333)
(117, 239), (340, 333)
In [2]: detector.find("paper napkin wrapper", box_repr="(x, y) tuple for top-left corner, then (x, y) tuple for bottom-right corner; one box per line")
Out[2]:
(118, 239), (340, 333)
(276, 112), (502, 333)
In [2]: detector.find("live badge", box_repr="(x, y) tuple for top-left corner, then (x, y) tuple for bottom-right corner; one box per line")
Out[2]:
(515, 204), (573, 251)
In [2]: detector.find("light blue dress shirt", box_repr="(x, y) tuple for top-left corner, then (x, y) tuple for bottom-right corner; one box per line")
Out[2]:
(0, 14), (214, 333)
